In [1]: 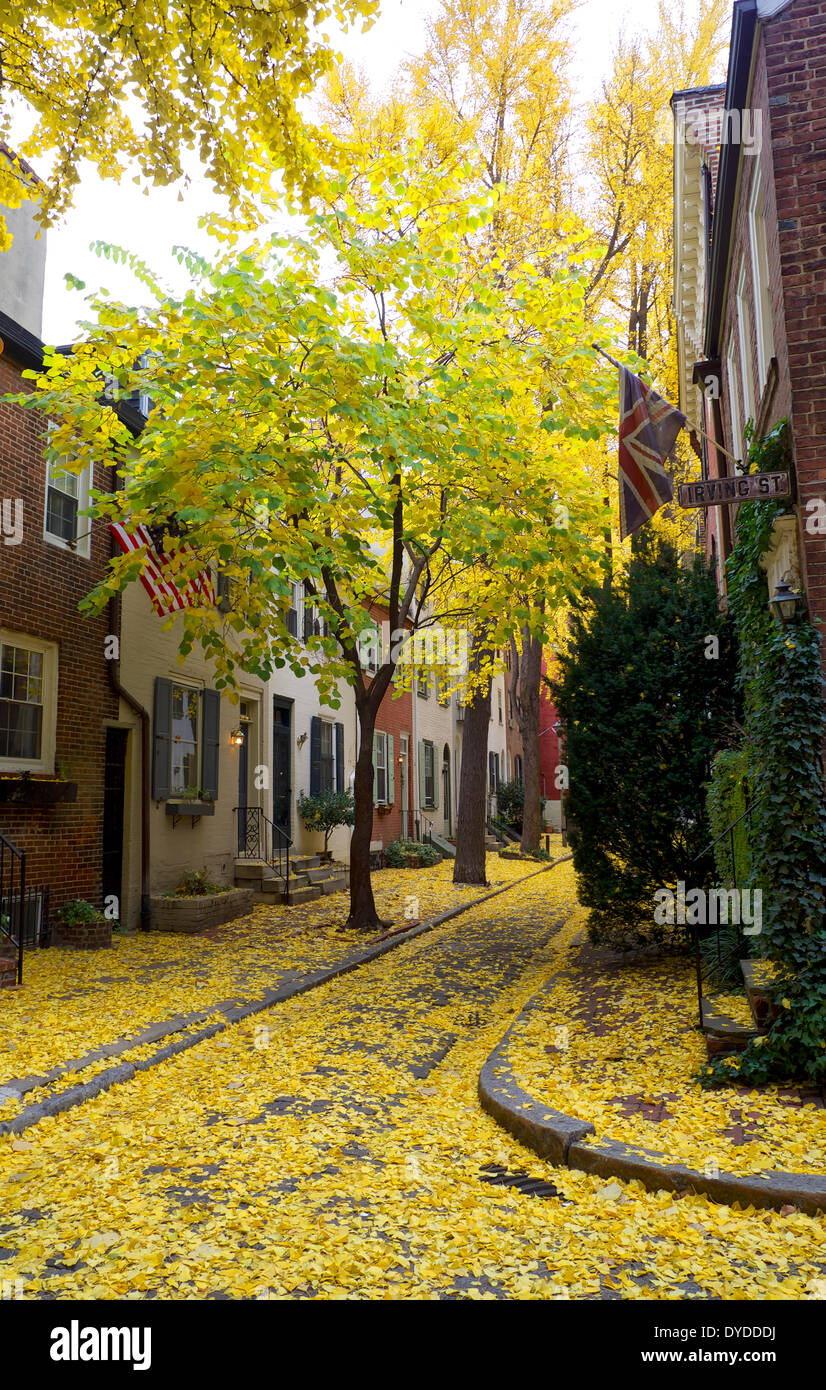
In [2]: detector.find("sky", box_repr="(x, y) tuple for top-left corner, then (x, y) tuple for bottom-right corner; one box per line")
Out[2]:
(8, 0), (678, 343)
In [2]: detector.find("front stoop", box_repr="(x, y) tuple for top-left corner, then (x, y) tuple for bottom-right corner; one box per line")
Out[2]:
(701, 995), (761, 1057)
(741, 959), (782, 1030)
(236, 857), (349, 906)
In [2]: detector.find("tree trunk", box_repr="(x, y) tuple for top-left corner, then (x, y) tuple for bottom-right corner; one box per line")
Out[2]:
(346, 698), (382, 931)
(453, 664), (492, 886)
(517, 631), (543, 853)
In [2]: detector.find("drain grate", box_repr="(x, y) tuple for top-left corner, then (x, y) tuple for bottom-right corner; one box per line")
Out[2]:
(478, 1162), (565, 1200)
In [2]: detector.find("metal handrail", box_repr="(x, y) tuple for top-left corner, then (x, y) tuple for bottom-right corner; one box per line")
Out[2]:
(235, 806), (293, 898)
(689, 794), (763, 1030)
(0, 830), (25, 986)
(412, 810), (434, 845)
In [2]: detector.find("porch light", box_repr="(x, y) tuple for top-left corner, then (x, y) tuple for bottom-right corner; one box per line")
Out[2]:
(230, 728), (245, 746)
(769, 579), (804, 625)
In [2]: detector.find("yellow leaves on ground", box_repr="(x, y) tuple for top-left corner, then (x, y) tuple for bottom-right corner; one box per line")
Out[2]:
(506, 887), (826, 1179)
(0, 859), (532, 1103)
(1, 859), (825, 1301)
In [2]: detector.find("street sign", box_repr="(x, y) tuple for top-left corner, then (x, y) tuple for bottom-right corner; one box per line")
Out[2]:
(677, 471), (791, 508)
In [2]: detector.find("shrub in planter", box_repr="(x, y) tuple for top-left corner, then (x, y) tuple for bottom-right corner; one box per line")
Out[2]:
(166, 868), (224, 898)
(384, 838), (441, 868)
(54, 898), (112, 949)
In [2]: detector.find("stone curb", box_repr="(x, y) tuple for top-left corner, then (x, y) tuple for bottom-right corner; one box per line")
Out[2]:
(0, 857), (567, 1139)
(478, 972), (826, 1216)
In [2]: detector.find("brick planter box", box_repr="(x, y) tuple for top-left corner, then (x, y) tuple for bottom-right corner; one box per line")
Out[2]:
(53, 918), (112, 949)
(150, 888), (254, 934)
(0, 957), (17, 988)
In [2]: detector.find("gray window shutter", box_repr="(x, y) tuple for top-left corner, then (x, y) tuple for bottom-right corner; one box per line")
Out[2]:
(152, 677), (172, 800)
(310, 716), (322, 796)
(335, 722), (344, 793)
(372, 731), (379, 802)
(489, 752), (496, 794)
(387, 734), (394, 804)
(418, 741), (426, 811)
(431, 743), (439, 810)
(201, 689), (220, 799)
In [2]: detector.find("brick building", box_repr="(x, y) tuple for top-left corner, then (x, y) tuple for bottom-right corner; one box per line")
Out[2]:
(673, 0), (826, 680)
(0, 308), (121, 931)
(364, 602), (414, 847)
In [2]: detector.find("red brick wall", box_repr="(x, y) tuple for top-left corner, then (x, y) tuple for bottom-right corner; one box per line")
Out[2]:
(0, 349), (119, 917)
(761, 0), (826, 635)
(539, 654), (561, 806)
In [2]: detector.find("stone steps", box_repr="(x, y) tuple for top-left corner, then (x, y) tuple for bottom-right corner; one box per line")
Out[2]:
(741, 959), (782, 1030)
(701, 994), (763, 1059)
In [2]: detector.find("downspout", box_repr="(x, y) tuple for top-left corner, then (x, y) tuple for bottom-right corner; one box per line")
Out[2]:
(107, 596), (151, 931)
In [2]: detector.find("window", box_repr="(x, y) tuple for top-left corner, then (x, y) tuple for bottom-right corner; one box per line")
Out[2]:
(375, 730), (388, 803)
(515, 754), (523, 784)
(287, 582), (300, 638)
(320, 719), (335, 792)
(736, 258), (756, 429)
(362, 620), (382, 674)
(489, 751), (499, 795)
(303, 583), (326, 641)
(44, 452), (91, 557)
(171, 683), (201, 794)
(417, 670), (430, 699)
(152, 678), (220, 800)
(423, 740), (435, 808)
(725, 336), (744, 465)
(437, 673), (451, 707)
(310, 716), (344, 795)
(498, 689), (503, 724)
(748, 170), (775, 393)
(0, 635), (57, 772)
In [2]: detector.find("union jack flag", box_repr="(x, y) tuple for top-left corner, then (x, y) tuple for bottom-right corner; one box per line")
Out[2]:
(617, 366), (685, 541)
(109, 521), (216, 616)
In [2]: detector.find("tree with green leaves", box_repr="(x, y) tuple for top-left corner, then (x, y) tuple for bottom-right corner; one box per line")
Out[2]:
(15, 146), (612, 930)
(554, 531), (739, 950)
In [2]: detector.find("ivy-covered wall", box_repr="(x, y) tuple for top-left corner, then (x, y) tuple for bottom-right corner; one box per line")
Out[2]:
(704, 422), (826, 1086)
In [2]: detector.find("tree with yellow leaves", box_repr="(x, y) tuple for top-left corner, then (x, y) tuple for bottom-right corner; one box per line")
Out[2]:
(0, 0), (379, 247)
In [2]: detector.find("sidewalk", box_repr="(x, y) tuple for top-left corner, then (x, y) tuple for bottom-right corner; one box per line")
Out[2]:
(0, 852), (561, 1136)
(480, 915), (826, 1214)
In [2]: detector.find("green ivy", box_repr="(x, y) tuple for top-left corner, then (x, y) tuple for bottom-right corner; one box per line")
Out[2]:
(702, 422), (826, 1087)
(705, 746), (752, 888)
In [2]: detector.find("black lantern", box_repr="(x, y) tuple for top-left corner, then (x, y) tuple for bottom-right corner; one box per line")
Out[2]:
(769, 578), (803, 625)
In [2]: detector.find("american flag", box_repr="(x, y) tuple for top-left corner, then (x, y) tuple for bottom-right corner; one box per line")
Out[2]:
(109, 521), (216, 616)
(617, 366), (685, 541)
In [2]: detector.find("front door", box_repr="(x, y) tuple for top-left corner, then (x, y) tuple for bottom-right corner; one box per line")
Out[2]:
(272, 698), (292, 838)
(442, 744), (451, 837)
(102, 727), (128, 921)
(399, 734), (409, 838)
(236, 701), (250, 853)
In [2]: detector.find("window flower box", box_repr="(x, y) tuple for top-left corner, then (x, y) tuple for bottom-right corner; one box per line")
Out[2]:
(164, 799), (216, 818)
(0, 775), (78, 806)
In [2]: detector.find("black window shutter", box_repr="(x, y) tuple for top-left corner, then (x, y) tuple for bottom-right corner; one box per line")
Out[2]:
(303, 584), (313, 643)
(489, 751), (495, 794)
(310, 716), (322, 796)
(152, 677), (172, 800)
(201, 690), (221, 799)
(335, 722), (344, 793)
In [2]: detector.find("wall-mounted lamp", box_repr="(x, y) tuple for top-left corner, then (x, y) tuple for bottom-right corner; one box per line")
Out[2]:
(769, 578), (805, 625)
(230, 728), (245, 746)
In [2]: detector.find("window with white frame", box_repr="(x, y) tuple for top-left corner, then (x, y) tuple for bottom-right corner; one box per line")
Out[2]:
(44, 450), (91, 556)
(423, 739), (435, 808)
(170, 682), (201, 794)
(725, 336), (744, 466)
(736, 258), (756, 430)
(0, 633), (57, 772)
(375, 730), (388, 803)
(498, 688), (503, 724)
(748, 170), (775, 394)
(287, 581), (301, 638)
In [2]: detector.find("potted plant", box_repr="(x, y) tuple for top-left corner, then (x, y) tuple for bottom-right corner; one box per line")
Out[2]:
(54, 898), (112, 949)
(296, 790), (355, 859)
(164, 786), (216, 818)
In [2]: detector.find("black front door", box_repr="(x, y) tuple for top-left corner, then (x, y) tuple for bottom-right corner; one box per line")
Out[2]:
(237, 712), (249, 854)
(102, 727), (128, 920)
(273, 699), (292, 838)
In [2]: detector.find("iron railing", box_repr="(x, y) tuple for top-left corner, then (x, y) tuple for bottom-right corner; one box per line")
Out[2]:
(235, 806), (292, 898)
(413, 810), (433, 845)
(0, 831), (25, 985)
(689, 795), (763, 1028)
